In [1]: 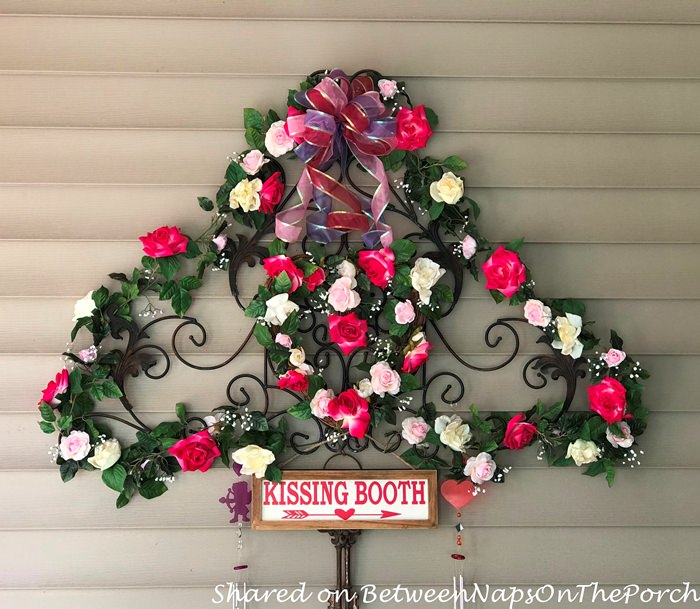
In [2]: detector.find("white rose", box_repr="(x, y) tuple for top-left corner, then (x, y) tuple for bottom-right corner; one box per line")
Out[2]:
(72, 290), (96, 321)
(566, 439), (601, 467)
(606, 421), (634, 449)
(552, 313), (584, 359)
(59, 430), (91, 462)
(202, 412), (224, 436)
(463, 451), (497, 484)
(336, 260), (357, 285)
(310, 388), (335, 419)
(229, 178), (262, 213)
(296, 362), (314, 376)
(356, 378), (373, 398)
(435, 415), (472, 451)
(409, 257), (446, 305)
(87, 438), (121, 470)
(232, 444), (276, 478)
(401, 416), (430, 445)
(289, 347), (306, 367)
(369, 361), (401, 397)
(327, 276), (361, 312)
(263, 293), (299, 326)
(429, 172), (464, 205)
(264, 120), (295, 157)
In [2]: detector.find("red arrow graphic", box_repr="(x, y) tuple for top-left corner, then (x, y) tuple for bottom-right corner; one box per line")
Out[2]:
(281, 509), (401, 520)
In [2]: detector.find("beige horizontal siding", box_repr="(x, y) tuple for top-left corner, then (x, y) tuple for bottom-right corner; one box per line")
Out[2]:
(4, 74), (700, 133)
(2, 129), (700, 187)
(2, 0), (700, 23)
(2, 18), (700, 77)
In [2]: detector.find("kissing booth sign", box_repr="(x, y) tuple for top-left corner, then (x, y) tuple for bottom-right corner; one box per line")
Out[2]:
(35, 68), (651, 605)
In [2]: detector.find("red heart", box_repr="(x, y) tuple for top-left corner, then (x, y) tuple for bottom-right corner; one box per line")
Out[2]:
(335, 508), (355, 521)
(440, 479), (477, 510)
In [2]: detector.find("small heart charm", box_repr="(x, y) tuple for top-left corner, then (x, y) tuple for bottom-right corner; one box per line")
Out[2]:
(440, 479), (477, 510)
(334, 508), (355, 521)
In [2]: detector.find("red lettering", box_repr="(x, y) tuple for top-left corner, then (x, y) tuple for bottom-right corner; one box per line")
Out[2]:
(299, 481), (312, 505)
(335, 481), (348, 505)
(286, 481), (298, 505)
(397, 480), (410, 504)
(384, 481), (397, 505)
(263, 481), (279, 506)
(411, 480), (425, 505)
(368, 481), (382, 505)
(355, 481), (368, 505)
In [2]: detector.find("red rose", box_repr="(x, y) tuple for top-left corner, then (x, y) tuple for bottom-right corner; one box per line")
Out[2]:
(304, 267), (326, 291)
(503, 414), (537, 450)
(357, 248), (395, 289)
(395, 105), (433, 151)
(328, 312), (368, 355)
(284, 106), (305, 144)
(39, 368), (69, 407)
(481, 246), (527, 298)
(588, 377), (628, 424)
(263, 255), (304, 292)
(168, 430), (221, 472)
(278, 369), (309, 393)
(138, 225), (189, 258)
(327, 389), (371, 439)
(259, 171), (284, 215)
(401, 340), (431, 373)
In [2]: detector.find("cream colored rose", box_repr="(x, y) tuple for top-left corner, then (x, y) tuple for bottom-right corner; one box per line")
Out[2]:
(429, 172), (464, 205)
(409, 257), (446, 304)
(263, 293), (299, 326)
(566, 439), (601, 466)
(229, 178), (263, 213)
(72, 290), (96, 321)
(231, 444), (276, 478)
(435, 414), (472, 451)
(552, 313), (584, 359)
(356, 378), (373, 398)
(336, 260), (357, 286)
(289, 347), (306, 367)
(87, 438), (121, 470)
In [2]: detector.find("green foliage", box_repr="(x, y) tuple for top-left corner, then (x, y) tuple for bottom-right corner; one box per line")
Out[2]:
(102, 463), (127, 492)
(288, 401), (312, 420)
(442, 155), (467, 172)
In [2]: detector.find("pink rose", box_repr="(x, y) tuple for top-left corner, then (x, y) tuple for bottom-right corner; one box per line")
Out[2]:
(259, 172), (284, 215)
(277, 369), (309, 393)
(168, 430), (221, 472)
(39, 368), (69, 406)
(588, 377), (629, 424)
(275, 333), (292, 348)
(606, 421), (634, 448)
(77, 346), (98, 364)
(394, 300), (416, 325)
(264, 120), (295, 157)
(59, 430), (91, 461)
(357, 248), (395, 289)
(503, 414), (538, 450)
(263, 255), (304, 293)
(211, 234), (228, 252)
(602, 349), (626, 368)
(310, 388), (337, 420)
(462, 235), (477, 260)
(304, 267), (326, 291)
(327, 389), (371, 439)
(377, 78), (398, 99)
(523, 299), (552, 328)
(328, 277), (361, 312)
(401, 416), (430, 445)
(481, 246), (527, 298)
(328, 312), (368, 355)
(239, 149), (268, 175)
(401, 339), (431, 373)
(395, 105), (433, 151)
(370, 361), (401, 397)
(464, 452), (497, 484)
(139, 225), (189, 258)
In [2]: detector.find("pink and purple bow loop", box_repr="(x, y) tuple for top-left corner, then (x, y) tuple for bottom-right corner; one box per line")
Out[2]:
(275, 69), (398, 247)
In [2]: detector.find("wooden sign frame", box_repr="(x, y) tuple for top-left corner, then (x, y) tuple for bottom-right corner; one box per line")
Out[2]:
(252, 470), (438, 530)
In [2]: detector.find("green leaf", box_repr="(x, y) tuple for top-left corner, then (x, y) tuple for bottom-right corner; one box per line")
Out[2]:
(70, 317), (90, 342)
(307, 374), (324, 398)
(480, 440), (499, 454)
(399, 373), (421, 393)
(604, 460), (616, 487)
(288, 401), (312, 420)
(151, 421), (183, 438)
(253, 323), (274, 348)
(424, 428), (441, 445)
(57, 415), (72, 431)
(139, 479), (169, 500)
(266, 108), (281, 125)
(245, 128), (265, 150)
(198, 196), (214, 211)
(389, 239), (417, 264)
(102, 463), (127, 492)
(92, 286), (109, 309)
(38, 420), (55, 434)
(381, 149), (406, 172)
(424, 107), (439, 129)
(39, 402), (56, 422)
(442, 155), (467, 172)
(243, 108), (265, 131)
(279, 310), (299, 335)
(225, 159), (247, 185)
(157, 255), (181, 281)
(175, 402), (186, 424)
(101, 379), (123, 399)
(116, 492), (130, 509)
(60, 460), (79, 482)
(180, 275), (201, 291)
(265, 465), (283, 483)
(268, 238), (287, 257)
(389, 321), (409, 337)
(159, 280), (178, 301)
(610, 329), (624, 350)
(540, 402), (564, 422)
(244, 299), (267, 319)
(184, 238), (201, 260)
(583, 461), (605, 477)
(273, 271), (293, 294)
(171, 288), (192, 317)
(142, 255), (156, 270)
(69, 368), (83, 395)
(506, 237), (524, 252)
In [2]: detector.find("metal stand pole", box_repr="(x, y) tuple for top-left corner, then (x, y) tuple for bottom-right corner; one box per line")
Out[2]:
(322, 530), (361, 609)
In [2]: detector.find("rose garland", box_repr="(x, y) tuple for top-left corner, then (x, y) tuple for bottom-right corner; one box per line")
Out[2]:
(36, 69), (650, 507)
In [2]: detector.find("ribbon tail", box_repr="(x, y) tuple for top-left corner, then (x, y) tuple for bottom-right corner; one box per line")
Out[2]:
(275, 168), (313, 243)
